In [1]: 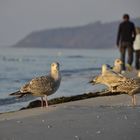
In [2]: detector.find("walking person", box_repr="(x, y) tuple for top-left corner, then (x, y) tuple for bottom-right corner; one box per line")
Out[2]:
(133, 27), (140, 70)
(116, 14), (136, 71)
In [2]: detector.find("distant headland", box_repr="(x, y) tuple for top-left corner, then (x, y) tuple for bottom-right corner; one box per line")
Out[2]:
(12, 18), (140, 49)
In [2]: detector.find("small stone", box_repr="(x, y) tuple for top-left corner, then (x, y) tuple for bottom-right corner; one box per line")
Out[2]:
(16, 120), (22, 123)
(42, 120), (45, 123)
(75, 135), (80, 140)
(124, 115), (128, 120)
(96, 130), (101, 134)
(47, 125), (52, 128)
(96, 115), (100, 119)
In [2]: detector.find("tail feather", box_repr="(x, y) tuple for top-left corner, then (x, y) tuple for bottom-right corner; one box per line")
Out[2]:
(9, 91), (22, 96)
(9, 91), (31, 98)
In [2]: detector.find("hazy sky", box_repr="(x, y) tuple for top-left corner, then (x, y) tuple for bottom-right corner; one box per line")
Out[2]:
(0, 0), (140, 46)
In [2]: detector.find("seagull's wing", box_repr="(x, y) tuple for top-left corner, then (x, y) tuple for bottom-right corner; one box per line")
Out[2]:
(105, 68), (126, 81)
(21, 75), (55, 94)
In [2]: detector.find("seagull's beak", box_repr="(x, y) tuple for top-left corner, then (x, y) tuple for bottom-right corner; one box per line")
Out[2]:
(106, 64), (112, 69)
(89, 80), (93, 84)
(89, 75), (98, 85)
(120, 61), (123, 65)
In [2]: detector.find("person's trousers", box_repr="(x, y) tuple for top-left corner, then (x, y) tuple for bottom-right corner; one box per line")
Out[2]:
(135, 50), (140, 70)
(120, 42), (133, 70)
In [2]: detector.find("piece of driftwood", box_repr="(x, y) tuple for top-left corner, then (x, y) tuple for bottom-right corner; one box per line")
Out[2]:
(20, 91), (122, 110)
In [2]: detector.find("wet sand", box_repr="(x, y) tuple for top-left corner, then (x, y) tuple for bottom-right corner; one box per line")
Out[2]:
(0, 94), (140, 140)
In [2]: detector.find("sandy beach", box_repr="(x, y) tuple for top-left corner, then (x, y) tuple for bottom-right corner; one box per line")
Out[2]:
(0, 94), (140, 140)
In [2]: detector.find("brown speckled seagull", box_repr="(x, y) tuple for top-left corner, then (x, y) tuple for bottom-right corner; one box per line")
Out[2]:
(9, 62), (61, 107)
(112, 78), (140, 106)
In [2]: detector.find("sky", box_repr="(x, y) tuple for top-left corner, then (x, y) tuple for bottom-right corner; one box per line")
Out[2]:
(0, 0), (140, 46)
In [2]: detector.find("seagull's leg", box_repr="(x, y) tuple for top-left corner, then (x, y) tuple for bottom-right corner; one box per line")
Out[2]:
(44, 95), (48, 107)
(44, 95), (48, 108)
(132, 95), (136, 107)
(134, 95), (136, 106)
(132, 95), (134, 106)
(41, 97), (44, 107)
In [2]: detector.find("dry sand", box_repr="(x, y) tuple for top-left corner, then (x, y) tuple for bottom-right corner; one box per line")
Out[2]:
(0, 94), (140, 140)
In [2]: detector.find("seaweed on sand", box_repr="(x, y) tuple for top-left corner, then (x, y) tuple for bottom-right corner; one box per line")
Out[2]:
(20, 90), (122, 110)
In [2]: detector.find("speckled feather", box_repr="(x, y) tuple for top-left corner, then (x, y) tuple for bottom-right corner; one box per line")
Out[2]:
(113, 78), (140, 96)
(20, 75), (60, 96)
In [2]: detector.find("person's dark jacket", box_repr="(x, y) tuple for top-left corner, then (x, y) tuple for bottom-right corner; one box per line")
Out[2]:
(117, 21), (136, 46)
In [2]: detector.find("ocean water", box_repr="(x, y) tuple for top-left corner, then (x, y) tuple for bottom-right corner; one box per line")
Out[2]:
(0, 47), (119, 113)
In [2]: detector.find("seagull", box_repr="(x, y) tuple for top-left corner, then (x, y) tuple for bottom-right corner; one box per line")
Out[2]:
(90, 74), (126, 92)
(112, 58), (138, 78)
(101, 59), (122, 74)
(101, 64), (126, 82)
(113, 58), (122, 73)
(113, 58), (134, 73)
(90, 64), (127, 92)
(113, 78), (140, 106)
(9, 62), (61, 108)
(110, 58), (137, 78)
